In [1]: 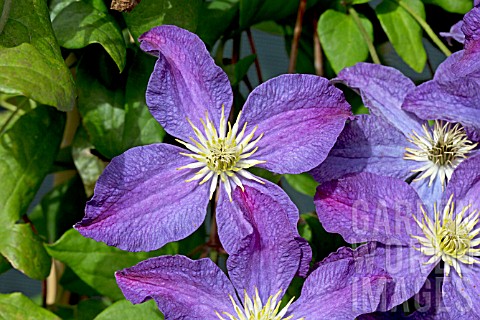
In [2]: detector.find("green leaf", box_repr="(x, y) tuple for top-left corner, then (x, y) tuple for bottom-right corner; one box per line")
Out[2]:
(52, 1), (127, 72)
(352, 0), (372, 3)
(0, 106), (65, 223)
(197, 0), (239, 48)
(283, 173), (319, 197)
(375, 0), (427, 73)
(0, 107), (64, 279)
(0, 0), (76, 111)
(60, 266), (101, 297)
(124, 0), (201, 42)
(77, 49), (165, 159)
(78, 299), (110, 320)
(0, 223), (52, 279)
(0, 293), (60, 320)
(248, 167), (282, 184)
(224, 54), (256, 87)
(49, 0), (108, 20)
(45, 229), (178, 300)
(95, 300), (163, 320)
(29, 176), (87, 243)
(72, 127), (107, 197)
(318, 9), (373, 74)
(422, 0), (472, 14)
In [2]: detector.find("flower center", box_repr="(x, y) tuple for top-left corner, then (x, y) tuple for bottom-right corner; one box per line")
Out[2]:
(206, 138), (239, 173)
(404, 121), (477, 187)
(412, 195), (480, 277)
(215, 289), (302, 320)
(177, 107), (265, 201)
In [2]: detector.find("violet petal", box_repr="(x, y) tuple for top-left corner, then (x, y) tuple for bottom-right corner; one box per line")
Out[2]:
(115, 255), (237, 319)
(442, 265), (480, 319)
(239, 74), (352, 174)
(334, 63), (423, 136)
(226, 186), (302, 302)
(443, 153), (480, 211)
(139, 25), (232, 141)
(402, 80), (480, 142)
(412, 177), (444, 214)
(314, 173), (424, 245)
(368, 243), (436, 312)
(217, 179), (312, 277)
(310, 114), (415, 184)
(216, 178), (299, 253)
(288, 245), (389, 319)
(76, 144), (209, 251)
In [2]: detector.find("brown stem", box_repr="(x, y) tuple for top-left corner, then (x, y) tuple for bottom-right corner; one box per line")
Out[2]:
(42, 279), (47, 308)
(22, 215), (38, 234)
(232, 34), (241, 65)
(312, 13), (324, 76)
(246, 28), (263, 83)
(288, 0), (307, 73)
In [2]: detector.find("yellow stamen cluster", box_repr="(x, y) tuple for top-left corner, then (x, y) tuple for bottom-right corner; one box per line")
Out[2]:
(404, 121), (477, 187)
(177, 107), (265, 201)
(412, 195), (480, 277)
(216, 289), (302, 320)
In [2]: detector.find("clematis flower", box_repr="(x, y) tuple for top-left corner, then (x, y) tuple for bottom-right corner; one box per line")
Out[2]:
(115, 186), (388, 320)
(74, 25), (352, 255)
(314, 153), (480, 318)
(403, 7), (480, 141)
(310, 63), (478, 208)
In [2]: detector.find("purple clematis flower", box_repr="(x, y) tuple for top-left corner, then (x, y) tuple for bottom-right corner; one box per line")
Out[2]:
(115, 185), (389, 320)
(74, 25), (351, 255)
(314, 153), (480, 318)
(310, 63), (478, 208)
(403, 7), (480, 142)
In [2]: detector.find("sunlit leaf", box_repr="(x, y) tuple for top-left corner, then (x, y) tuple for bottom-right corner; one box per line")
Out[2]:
(318, 9), (373, 74)
(0, 293), (60, 319)
(0, 0), (76, 111)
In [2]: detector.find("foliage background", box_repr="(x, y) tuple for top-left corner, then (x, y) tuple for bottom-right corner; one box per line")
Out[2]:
(0, 0), (470, 318)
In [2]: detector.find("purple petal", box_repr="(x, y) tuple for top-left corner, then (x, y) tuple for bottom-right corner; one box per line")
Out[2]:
(412, 177), (444, 213)
(439, 21), (465, 45)
(314, 173), (424, 245)
(139, 25), (232, 141)
(115, 255), (237, 319)
(443, 153), (480, 211)
(289, 245), (389, 319)
(367, 243), (435, 312)
(217, 179), (312, 277)
(217, 178), (298, 253)
(225, 186), (302, 302)
(239, 74), (352, 174)
(334, 63), (423, 136)
(402, 80), (480, 141)
(433, 51), (465, 83)
(442, 265), (480, 319)
(76, 144), (209, 251)
(310, 114), (415, 184)
(462, 7), (480, 51)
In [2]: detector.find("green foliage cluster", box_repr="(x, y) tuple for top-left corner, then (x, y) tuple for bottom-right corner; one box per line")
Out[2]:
(0, 0), (470, 318)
